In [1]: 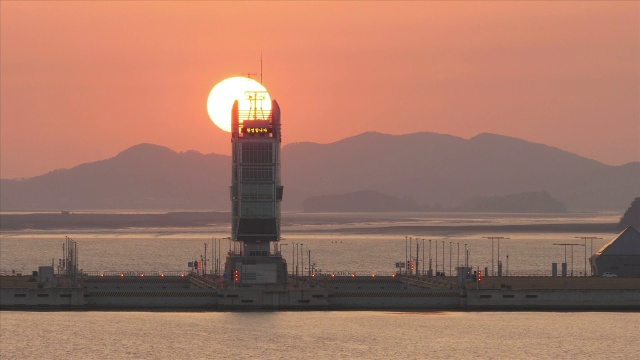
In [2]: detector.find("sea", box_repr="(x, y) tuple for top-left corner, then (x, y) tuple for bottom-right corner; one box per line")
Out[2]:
(1, 212), (638, 359)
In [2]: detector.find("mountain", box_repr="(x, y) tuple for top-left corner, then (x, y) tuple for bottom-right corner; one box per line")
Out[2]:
(1, 132), (638, 211)
(281, 132), (639, 211)
(617, 197), (640, 230)
(303, 190), (422, 212)
(0, 144), (230, 210)
(454, 191), (566, 213)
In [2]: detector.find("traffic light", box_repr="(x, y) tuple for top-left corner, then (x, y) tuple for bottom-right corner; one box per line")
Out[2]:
(194, 260), (199, 270)
(234, 269), (239, 282)
(411, 261), (415, 271)
(478, 270), (483, 283)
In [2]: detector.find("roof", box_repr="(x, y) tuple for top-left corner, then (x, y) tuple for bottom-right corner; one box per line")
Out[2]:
(595, 226), (640, 256)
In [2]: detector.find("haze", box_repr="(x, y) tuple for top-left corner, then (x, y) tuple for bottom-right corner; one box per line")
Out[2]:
(1, 1), (638, 179)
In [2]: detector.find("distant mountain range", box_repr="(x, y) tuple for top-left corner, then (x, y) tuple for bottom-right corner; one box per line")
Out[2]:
(302, 190), (567, 213)
(303, 190), (422, 213)
(1, 132), (638, 212)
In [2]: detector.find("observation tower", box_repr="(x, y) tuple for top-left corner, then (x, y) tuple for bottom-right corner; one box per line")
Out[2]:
(224, 89), (287, 284)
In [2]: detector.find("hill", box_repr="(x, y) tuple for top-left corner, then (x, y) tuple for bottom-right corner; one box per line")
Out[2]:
(302, 190), (421, 212)
(617, 197), (640, 230)
(454, 191), (566, 213)
(1, 132), (638, 211)
(0, 144), (230, 210)
(282, 132), (638, 211)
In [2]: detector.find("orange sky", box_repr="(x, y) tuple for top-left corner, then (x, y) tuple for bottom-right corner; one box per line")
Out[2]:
(1, 1), (638, 179)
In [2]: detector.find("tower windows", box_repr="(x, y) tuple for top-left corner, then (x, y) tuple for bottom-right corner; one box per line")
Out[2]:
(241, 166), (274, 182)
(241, 143), (273, 163)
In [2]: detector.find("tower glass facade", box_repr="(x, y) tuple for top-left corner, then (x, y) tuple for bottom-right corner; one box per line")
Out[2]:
(230, 96), (283, 251)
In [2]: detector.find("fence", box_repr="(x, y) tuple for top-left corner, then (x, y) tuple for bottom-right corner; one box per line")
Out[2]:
(81, 270), (189, 277)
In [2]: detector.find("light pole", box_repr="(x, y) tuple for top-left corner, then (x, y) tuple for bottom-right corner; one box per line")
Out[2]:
(464, 243), (467, 267)
(405, 236), (408, 276)
(409, 237), (413, 275)
(422, 239), (425, 276)
(449, 242), (452, 278)
(575, 236), (602, 276)
(300, 243), (304, 278)
(291, 242), (296, 278)
(435, 241), (438, 276)
(429, 239), (432, 276)
(280, 243), (289, 276)
(204, 242), (208, 275)
(483, 236), (509, 276)
(214, 237), (218, 276)
(457, 242), (460, 270)
(554, 243), (585, 277)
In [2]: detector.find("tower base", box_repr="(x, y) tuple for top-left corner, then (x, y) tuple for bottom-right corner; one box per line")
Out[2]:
(224, 255), (288, 285)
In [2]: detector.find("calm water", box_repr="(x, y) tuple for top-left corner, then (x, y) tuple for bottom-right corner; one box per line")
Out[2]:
(0, 212), (619, 275)
(0, 213), (635, 359)
(1, 311), (639, 359)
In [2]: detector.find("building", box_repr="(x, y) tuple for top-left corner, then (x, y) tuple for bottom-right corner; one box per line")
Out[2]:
(590, 226), (640, 277)
(224, 89), (288, 284)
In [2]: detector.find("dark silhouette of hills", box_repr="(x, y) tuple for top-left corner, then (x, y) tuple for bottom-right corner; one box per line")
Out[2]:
(303, 190), (422, 212)
(282, 132), (638, 211)
(454, 191), (566, 213)
(1, 132), (638, 211)
(617, 197), (640, 230)
(302, 190), (566, 213)
(0, 144), (230, 210)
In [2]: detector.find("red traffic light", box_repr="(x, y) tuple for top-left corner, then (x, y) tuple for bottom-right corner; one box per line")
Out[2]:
(478, 270), (483, 283)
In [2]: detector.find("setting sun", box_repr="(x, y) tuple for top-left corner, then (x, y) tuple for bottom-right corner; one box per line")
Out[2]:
(207, 76), (272, 132)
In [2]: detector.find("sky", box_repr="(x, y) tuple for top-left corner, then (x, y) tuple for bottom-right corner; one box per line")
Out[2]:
(1, 1), (638, 179)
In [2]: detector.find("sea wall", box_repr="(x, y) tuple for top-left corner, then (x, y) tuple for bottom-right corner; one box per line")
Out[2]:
(2, 275), (639, 310)
(0, 288), (85, 308)
(467, 289), (640, 310)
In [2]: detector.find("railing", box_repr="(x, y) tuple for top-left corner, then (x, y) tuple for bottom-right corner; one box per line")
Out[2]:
(237, 110), (273, 122)
(0, 269), (26, 276)
(81, 270), (189, 277)
(305, 270), (399, 277)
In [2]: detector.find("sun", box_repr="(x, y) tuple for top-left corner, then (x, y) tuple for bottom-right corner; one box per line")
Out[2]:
(207, 76), (272, 132)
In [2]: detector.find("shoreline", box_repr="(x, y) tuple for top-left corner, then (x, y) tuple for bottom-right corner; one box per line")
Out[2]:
(0, 212), (620, 233)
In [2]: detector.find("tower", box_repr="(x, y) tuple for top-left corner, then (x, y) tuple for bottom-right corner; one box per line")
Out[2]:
(225, 89), (287, 284)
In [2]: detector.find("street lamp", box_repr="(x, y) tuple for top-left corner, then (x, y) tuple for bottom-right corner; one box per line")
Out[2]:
(449, 242), (452, 278)
(429, 239), (432, 277)
(575, 236), (602, 276)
